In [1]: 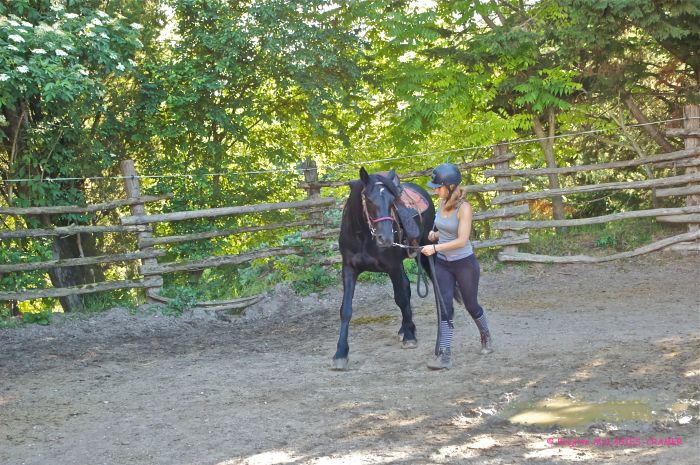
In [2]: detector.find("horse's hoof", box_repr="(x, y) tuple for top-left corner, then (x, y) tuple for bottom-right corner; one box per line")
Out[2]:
(331, 358), (349, 371)
(402, 339), (418, 349)
(397, 331), (405, 342)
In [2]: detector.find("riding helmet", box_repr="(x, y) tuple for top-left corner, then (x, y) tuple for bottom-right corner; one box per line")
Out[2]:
(426, 163), (462, 188)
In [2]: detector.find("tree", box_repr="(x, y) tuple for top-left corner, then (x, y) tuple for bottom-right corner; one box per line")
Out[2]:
(1, 0), (146, 310)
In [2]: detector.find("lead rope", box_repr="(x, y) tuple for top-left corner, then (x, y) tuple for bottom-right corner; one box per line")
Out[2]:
(391, 242), (450, 356)
(391, 242), (429, 297)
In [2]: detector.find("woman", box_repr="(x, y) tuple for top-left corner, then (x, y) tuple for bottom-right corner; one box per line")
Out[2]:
(421, 163), (493, 370)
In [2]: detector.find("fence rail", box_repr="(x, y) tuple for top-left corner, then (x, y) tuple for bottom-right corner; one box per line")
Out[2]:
(2, 105), (699, 306)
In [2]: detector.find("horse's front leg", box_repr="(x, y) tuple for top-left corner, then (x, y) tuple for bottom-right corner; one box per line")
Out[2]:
(332, 265), (357, 370)
(389, 266), (417, 349)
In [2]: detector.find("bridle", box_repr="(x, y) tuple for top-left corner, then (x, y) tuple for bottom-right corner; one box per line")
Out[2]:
(361, 181), (400, 243)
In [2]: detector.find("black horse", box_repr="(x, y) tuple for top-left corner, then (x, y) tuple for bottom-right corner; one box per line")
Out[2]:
(332, 167), (436, 370)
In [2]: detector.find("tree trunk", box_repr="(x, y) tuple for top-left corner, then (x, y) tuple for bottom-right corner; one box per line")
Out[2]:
(623, 96), (676, 153)
(46, 234), (85, 312)
(609, 109), (660, 208)
(39, 215), (105, 312)
(532, 110), (566, 222)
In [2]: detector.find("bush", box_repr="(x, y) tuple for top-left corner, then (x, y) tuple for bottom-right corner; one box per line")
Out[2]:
(290, 265), (338, 295)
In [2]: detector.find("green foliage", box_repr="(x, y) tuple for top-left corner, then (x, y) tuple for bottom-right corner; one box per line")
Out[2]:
(162, 286), (201, 317)
(0, 316), (21, 329)
(81, 290), (138, 315)
(1, 2), (144, 197)
(289, 264), (337, 296)
(514, 69), (583, 113)
(1, 0), (697, 316)
(22, 309), (51, 325)
(0, 239), (52, 292)
(526, 219), (677, 256)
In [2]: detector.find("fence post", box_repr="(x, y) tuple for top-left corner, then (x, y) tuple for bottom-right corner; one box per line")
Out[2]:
(684, 104), (700, 233)
(302, 157), (324, 226)
(493, 142), (522, 256)
(120, 160), (162, 303)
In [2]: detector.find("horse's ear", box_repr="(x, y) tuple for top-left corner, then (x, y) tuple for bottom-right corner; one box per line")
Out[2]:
(359, 167), (370, 185)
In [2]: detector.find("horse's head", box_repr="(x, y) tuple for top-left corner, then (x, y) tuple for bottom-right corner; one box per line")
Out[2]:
(359, 167), (399, 248)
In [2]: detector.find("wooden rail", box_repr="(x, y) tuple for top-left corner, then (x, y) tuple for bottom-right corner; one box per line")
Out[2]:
(0, 194), (172, 215)
(494, 205), (700, 230)
(492, 173), (700, 205)
(484, 147), (700, 178)
(121, 197), (336, 225)
(0, 250), (166, 273)
(0, 224), (150, 240)
(0, 277), (164, 302)
(140, 247), (300, 275)
(498, 231), (700, 263)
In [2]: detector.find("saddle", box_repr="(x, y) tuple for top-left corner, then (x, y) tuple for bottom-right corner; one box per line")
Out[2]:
(376, 171), (430, 250)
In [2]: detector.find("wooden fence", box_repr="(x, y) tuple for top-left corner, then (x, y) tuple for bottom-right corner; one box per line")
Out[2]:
(0, 159), (334, 310)
(299, 104), (700, 263)
(1, 105), (698, 308)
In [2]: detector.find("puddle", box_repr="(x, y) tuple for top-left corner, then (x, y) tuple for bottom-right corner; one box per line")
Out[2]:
(506, 397), (654, 427)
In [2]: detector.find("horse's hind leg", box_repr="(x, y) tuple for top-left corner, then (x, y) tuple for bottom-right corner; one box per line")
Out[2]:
(389, 266), (417, 349)
(332, 265), (357, 370)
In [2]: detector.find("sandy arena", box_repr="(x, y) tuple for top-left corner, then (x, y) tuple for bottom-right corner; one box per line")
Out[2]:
(1, 253), (699, 465)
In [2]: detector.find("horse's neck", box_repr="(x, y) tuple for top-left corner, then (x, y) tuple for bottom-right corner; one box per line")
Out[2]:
(344, 192), (369, 234)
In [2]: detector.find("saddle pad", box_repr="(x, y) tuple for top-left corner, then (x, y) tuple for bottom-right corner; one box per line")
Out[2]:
(398, 186), (430, 215)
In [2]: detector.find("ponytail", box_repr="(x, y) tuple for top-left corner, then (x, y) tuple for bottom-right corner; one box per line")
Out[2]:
(443, 185), (467, 211)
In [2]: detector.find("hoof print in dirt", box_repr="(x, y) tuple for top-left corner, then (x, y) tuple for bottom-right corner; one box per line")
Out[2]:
(331, 357), (349, 371)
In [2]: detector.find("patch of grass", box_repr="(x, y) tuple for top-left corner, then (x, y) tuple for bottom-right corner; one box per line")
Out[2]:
(351, 315), (392, 325)
(523, 218), (680, 256)
(357, 270), (388, 284)
(476, 249), (505, 272)
(0, 315), (22, 329)
(81, 290), (139, 315)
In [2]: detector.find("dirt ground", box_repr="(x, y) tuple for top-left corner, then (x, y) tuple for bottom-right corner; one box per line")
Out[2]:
(1, 253), (699, 465)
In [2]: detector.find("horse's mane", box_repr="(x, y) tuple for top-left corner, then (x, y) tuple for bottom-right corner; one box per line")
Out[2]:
(342, 180), (367, 233)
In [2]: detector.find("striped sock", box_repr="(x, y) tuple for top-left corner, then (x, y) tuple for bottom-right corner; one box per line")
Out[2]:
(439, 320), (453, 351)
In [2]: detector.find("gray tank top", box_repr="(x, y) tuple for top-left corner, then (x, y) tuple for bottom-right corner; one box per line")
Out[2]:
(435, 203), (474, 261)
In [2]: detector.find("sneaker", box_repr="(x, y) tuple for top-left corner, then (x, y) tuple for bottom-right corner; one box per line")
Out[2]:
(479, 332), (494, 355)
(427, 348), (452, 370)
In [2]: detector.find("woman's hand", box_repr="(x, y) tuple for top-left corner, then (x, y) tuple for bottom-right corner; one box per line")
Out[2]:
(421, 244), (437, 256)
(428, 230), (439, 242)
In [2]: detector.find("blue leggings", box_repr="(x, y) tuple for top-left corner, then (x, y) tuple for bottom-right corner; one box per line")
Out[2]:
(435, 254), (484, 321)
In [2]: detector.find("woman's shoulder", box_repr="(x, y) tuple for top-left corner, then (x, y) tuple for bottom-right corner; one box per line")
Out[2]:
(457, 200), (473, 216)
